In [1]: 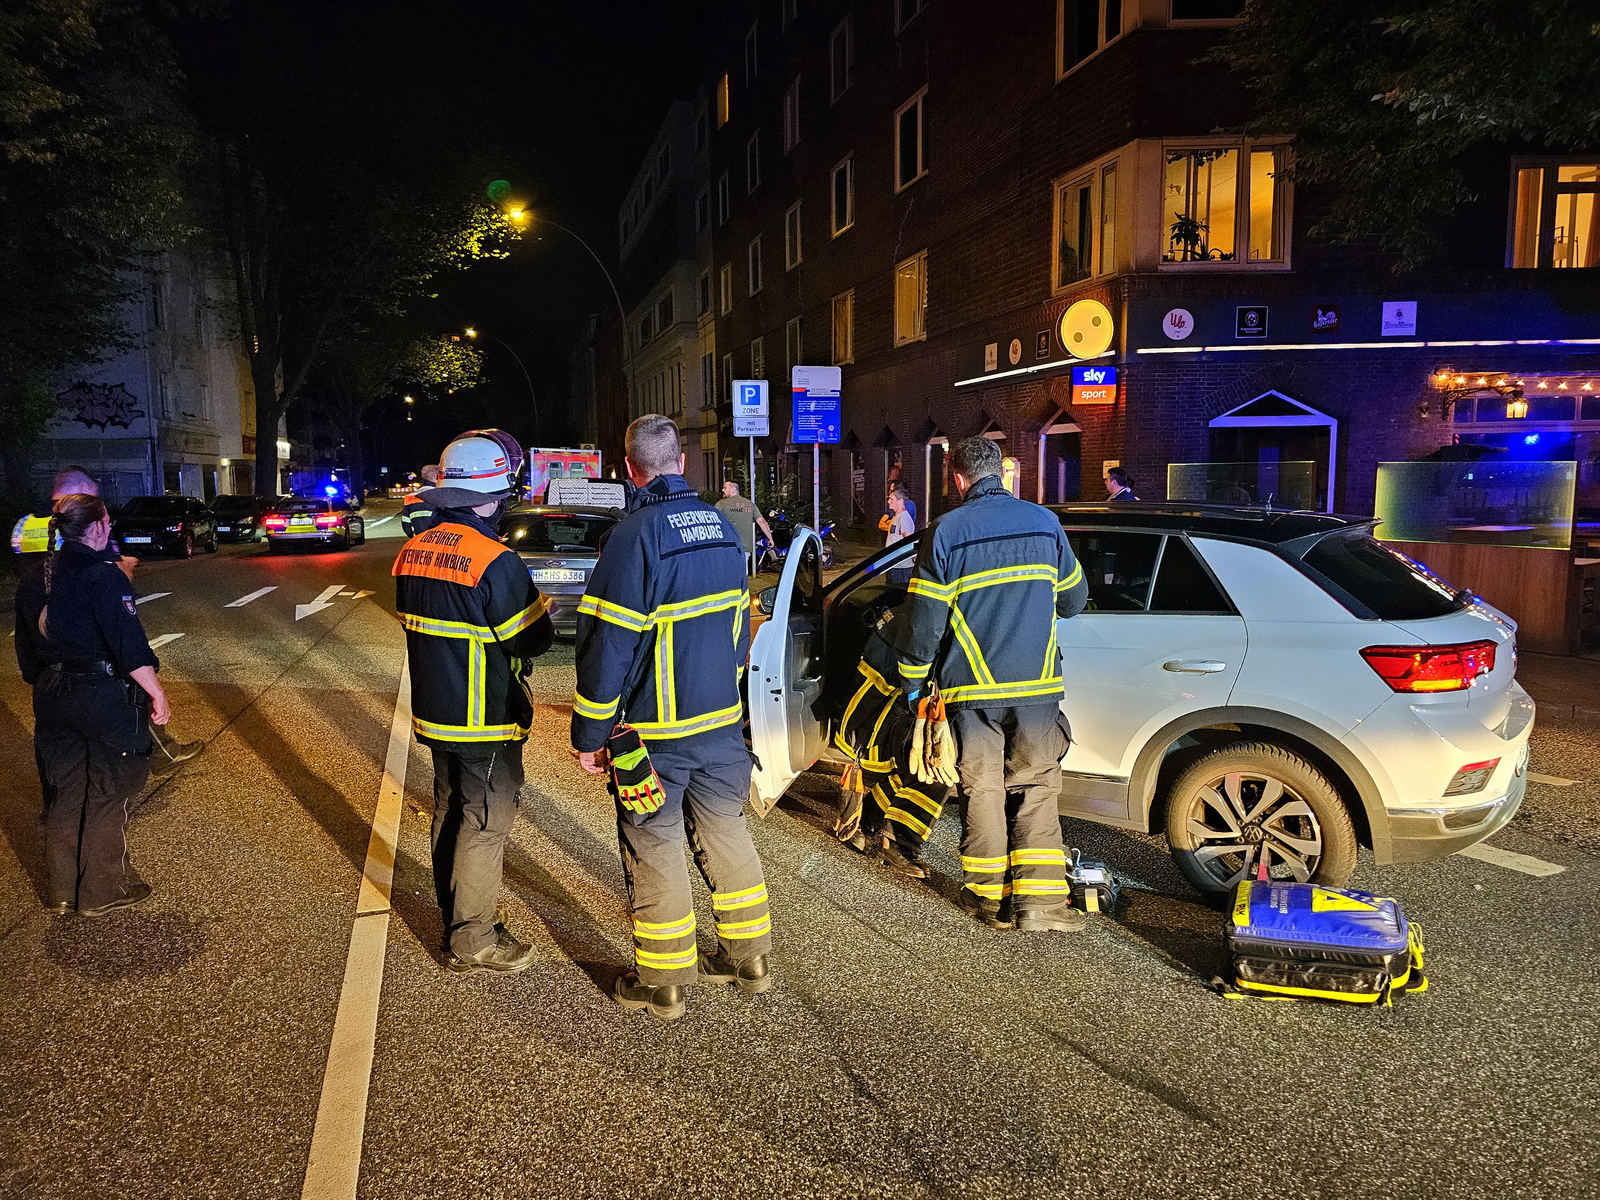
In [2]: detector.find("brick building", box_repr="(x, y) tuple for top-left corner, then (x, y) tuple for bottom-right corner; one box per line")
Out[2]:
(687, 0), (1600, 542)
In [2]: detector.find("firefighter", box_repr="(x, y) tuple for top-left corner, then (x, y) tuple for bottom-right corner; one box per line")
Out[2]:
(572, 414), (771, 1023)
(399, 464), (441, 537)
(895, 436), (1089, 932)
(394, 432), (554, 973)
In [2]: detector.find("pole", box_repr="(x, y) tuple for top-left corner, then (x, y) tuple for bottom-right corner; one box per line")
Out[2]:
(748, 434), (757, 576)
(812, 441), (820, 541)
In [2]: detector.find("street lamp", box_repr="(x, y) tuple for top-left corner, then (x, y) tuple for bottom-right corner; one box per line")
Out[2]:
(462, 326), (539, 424)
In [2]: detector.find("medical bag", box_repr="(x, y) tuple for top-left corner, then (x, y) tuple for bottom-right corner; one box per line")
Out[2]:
(1222, 881), (1428, 1005)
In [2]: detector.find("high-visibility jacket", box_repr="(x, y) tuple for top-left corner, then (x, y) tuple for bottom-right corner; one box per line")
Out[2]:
(399, 491), (438, 538)
(393, 510), (553, 747)
(11, 511), (53, 554)
(897, 476), (1088, 709)
(571, 474), (750, 752)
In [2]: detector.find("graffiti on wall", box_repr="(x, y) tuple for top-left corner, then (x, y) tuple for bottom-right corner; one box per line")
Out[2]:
(58, 381), (145, 431)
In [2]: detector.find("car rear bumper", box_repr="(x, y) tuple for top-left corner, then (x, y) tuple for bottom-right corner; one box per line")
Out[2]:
(268, 530), (342, 542)
(118, 533), (186, 554)
(545, 593), (582, 635)
(215, 524), (257, 540)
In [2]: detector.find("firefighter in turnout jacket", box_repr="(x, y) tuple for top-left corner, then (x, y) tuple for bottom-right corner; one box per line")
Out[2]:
(399, 463), (441, 537)
(573, 415), (771, 1022)
(394, 432), (553, 973)
(896, 436), (1089, 932)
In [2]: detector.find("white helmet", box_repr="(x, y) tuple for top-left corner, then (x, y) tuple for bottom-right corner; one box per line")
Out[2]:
(438, 433), (518, 495)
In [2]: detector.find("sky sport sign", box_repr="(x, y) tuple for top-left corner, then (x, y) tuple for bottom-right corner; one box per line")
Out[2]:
(1070, 364), (1117, 406)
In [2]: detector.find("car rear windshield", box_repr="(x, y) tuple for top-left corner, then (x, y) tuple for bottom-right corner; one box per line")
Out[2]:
(1301, 532), (1465, 620)
(211, 495), (257, 512)
(277, 499), (333, 514)
(121, 497), (187, 516)
(503, 514), (613, 552)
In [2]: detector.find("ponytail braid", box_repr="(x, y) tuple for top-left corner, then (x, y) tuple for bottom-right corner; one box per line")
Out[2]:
(40, 493), (109, 640)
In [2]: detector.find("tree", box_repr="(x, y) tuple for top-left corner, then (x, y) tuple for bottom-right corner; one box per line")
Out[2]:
(1215, 0), (1600, 266)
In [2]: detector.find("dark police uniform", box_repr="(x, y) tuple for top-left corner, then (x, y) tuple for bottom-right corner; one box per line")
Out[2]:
(895, 476), (1090, 917)
(399, 491), (439, 538)
(14, 540), (158, 911)
(571, 474), (770, 989)
(393, 506), (553, 958)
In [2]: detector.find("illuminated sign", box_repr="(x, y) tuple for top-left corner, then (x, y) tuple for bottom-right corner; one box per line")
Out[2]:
(1070, 364), (1118, 406)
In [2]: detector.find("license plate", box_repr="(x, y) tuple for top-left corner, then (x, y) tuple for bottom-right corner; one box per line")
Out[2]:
(124, 536), (151, 543)
(290, 518), (313, 527)
(529, 568), (586, 583)
(217, 525), (232, 532)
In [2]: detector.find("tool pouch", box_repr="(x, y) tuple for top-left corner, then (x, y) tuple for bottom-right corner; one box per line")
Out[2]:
(606, 725), (667, 815)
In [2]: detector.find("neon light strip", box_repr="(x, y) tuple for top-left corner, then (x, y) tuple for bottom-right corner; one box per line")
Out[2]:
(1137, 337), (1600, 355)
(953, 351), (1112, 388)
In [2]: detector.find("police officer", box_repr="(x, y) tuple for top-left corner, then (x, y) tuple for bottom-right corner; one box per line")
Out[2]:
(895, 436), (1089, 932)
(15, 494), (171, 916)
(573, 414), (771, 1022)
(399, 463), (441, 537)
(394, 432), (554, 973)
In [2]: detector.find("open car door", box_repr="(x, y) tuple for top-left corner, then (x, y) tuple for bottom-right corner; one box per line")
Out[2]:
(748, 526), (827, 814)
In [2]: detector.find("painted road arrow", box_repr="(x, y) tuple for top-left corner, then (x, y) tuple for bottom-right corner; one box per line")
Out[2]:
(295, 585), (345, 621)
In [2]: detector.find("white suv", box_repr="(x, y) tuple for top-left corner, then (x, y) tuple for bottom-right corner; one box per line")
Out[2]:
(748, 505), (1534, 893)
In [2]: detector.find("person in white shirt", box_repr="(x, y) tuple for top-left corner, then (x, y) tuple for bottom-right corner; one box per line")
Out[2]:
(884, 489), (915, 547)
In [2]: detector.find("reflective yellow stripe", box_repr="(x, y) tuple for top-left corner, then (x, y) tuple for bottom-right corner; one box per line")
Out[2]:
(656, 588), (745, 621)
(411, 716), (529, 742)
(965, 881), (1010, 899)
(1009, 848), (1067, 866)
(715, 914), (772, 939)
(629, 701), (743, 740)
(940, 677), (1063, 704)
(951, 564), (1057, 596)
(467, 640), (485, 727)
(894, 785), (942, 818)
(1055, 561), (1084, 592)
(400, 613), (489, 640)
(947, 605), (997, 686)
(1042, 619), (1058, 676)
(961, 854), (1008, 873)
(883, 808), (930, 837)
(899, 661), (931, 680)
(1236, 979), (1383, 1003)
(1012, 880), (1072, 895)
(577, 594), (651, 632)
(635, 946), (700, 968)
(907, 576), (954, 604)
(573, 692), (620, 721)
(713, 883), (769, 910)
(634, 913), (696, 939)
(655, 623), (672, 723)
(493, 595), (550, 639)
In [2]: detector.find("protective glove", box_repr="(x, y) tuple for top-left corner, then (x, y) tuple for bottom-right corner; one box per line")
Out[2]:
(605, 725), (667, 814)
(833, 763), (865, 842)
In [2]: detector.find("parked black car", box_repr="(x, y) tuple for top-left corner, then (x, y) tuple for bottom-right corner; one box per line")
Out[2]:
(210, 494), (280, 543)
(113, 496), (218, 558)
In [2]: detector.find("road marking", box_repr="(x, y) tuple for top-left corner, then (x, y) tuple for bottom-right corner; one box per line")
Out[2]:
(135, 592), (171, 605)
(225, 586), (278, 608)
(1456, 843), (1567, 877)
(365, 515), (395, 529)
(301, 658), (410, 1200)
(296, 585), (345, 621)
(1527, 772), (1579, 787)
(148, 633), (185, 649)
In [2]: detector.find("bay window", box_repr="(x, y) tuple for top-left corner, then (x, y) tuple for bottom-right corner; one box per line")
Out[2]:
(1511, 160), (1600, 269)
(1162, 142), (1288, 266)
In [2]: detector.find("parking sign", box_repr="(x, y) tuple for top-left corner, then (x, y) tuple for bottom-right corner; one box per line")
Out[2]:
(733, 379), (769, 437)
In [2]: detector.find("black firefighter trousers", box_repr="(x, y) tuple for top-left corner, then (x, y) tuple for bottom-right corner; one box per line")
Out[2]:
(430, 742), (524, 957)
(950, 702), (1073, 915)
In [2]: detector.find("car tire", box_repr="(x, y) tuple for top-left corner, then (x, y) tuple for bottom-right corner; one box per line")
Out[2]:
(351, 519), (365, 546)
(205, 530), (218, 553)
(178, 533), (194, 560)
(1163, 740), (1358, 894)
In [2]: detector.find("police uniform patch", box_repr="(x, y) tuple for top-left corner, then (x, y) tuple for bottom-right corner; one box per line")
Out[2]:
(124, 597), (138, 615)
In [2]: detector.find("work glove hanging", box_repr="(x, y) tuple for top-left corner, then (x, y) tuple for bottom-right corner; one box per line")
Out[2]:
(833, 763), (866, 843)
(605, 725), (667, 814)
(911, 686), (960, 788)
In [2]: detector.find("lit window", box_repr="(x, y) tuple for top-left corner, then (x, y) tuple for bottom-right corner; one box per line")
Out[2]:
(1057, 0), (1125, 77)
(694, 185), (710, 233)
(746, 131), (761, 193)
(894, 89), (928, 192)
(1511, 161), (1600, 269)
(1054, 159), (1118, 286)
(831, 155), (854, 235)
(751, 336), (766, 379)
(786, 316), (804, 371)
(717, 173), (730, 225)
(830, 17), (854, 102)
(894, 250), (928, 346)
(745, 21), (759, 84)
(717, 73), (731, 127)
(1162, 143), (1287, 265)
(785, 201), (803, 269)
(783, 78), (801, 154)
(896, 0), (927, 31)
(748, 236), (763, 295)
(719, 263), (733, 315)
(831, 290), (855, 365)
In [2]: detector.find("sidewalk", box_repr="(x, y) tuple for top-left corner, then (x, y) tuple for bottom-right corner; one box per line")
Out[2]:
(1518, 652), (1600, 724)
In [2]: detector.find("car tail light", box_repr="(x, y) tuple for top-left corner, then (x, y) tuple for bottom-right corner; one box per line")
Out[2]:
(265, 516), (286, 528)
(315, 514), (339, 528)
(1443, 758), (1501, 796)
(1359, 640), (1497, 693)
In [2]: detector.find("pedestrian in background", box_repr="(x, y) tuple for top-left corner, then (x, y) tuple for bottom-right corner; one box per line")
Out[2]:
(1105, 467), (1138, 502)
(15, 494), (171, 916)
(885, 488), (916, 586)
(715, 478), (772, 572)
(400, 463), (442, 537)
(573, 415), (772, 1022)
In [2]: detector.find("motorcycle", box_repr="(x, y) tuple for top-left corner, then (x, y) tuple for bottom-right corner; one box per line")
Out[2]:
(755, 508), (836, 572)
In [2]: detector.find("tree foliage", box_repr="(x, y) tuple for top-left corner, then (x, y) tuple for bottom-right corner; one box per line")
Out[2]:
(1215, 0), (1600, 266)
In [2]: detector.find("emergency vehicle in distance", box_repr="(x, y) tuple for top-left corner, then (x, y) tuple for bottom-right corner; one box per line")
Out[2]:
(527, 447), (605, 502)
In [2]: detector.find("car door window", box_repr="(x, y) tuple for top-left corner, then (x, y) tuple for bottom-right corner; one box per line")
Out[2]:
(1069, 532), (1162, 612)
(1149, 536), (1234, 614)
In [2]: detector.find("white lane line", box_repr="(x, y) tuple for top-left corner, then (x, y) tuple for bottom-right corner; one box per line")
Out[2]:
(295, 585), (345, 621)
(300, 658), (411, 1200)
(148, 633), (185, 649)
(1528, 772), (1580, 787)
(225, 586), (278, 608)
(1456, 843), (1567, 877)
(135, 592), (171, 605)
(365, 515), (395, 529)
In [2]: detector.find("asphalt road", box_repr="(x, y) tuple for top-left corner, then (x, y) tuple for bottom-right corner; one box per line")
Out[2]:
(1, 500), (1596, 1199)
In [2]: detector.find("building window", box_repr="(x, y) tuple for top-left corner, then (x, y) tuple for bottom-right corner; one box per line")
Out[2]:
(1511, 161), (1600, 269)
(1054, 160), (1118, 287)
(721, 352), (733, 396)
(656, 291), (674, 331)
(748, 235), (764, 295)
(635, 312), (654, 349)
(785, 201), (803, 269)
(830, 17), (854, 102)
(694, 185), (711, 233)
(746, 131), (761, 193)
(701, 352), (716, 407)
(751, 336), (766, 379)
(150, 280), (165, 329)
(745, 21), (759, 84)
(719, 263), (734, 315)
(694, 106), (709, 153)
(832, 290), (855, 365)
(782, 0), (798, 31)
(1057, 0), (1126, 78)
(1169, 1), (1245, 20)
(717, 173), (730, 225)
(831, 154), (855, 235)
(698, 270), (712, 315)
(786, 316), (803, 371)
(1162, 143), (1287, 265)
(717, 73), (731, 127)
(896, 0), (927, 32)
(893, 251), (928, 346)
(894, 89), (928, 192)
(783, 78), (801, 154)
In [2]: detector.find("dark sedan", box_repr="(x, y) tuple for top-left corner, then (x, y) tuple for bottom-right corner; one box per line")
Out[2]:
(502, 506), (618, 635)
(263, 498), (366, 551)
(210, 494), (280, 542)
(113, 496), (218, 558)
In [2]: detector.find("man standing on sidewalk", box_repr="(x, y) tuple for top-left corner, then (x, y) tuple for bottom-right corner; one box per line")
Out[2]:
(715, 478), (772, 573)
(573, 415), (772, 1022)
(894, 436), (1089, 932)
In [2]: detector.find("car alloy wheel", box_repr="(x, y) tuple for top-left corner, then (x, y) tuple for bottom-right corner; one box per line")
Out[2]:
(1164, 741), (1357, 894)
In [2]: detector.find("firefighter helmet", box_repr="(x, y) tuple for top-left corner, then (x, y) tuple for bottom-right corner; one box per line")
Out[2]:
(438, 432), (520, 495)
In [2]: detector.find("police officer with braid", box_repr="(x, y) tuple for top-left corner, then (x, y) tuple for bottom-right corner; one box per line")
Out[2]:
(573, 414), (772, 1022)
(14, 494), (171, 916)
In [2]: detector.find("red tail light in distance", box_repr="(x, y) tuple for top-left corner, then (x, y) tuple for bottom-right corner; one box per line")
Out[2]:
(1360, 640), (1497, 693)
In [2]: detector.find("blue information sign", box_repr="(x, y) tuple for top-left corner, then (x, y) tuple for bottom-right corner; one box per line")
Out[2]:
(791, 365), (842, 444)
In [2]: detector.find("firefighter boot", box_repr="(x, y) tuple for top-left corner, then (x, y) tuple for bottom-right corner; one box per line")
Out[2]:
(1015, 906), (1086, 934)
(445, 928), (538, 974)
(876, 838), (929, 879)
(613, 971), (687, 1020)
(697, 950), (773, 994)
(958, 890), (1013, 931)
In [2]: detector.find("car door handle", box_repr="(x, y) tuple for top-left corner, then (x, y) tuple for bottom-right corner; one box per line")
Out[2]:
(1163, 659), (1227, 674)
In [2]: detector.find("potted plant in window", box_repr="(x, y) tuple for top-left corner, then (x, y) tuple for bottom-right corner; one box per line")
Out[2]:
(1169, 212), (1208, 261)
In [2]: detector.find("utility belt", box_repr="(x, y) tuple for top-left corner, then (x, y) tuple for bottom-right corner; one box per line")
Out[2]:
(41, 659), (118, 678)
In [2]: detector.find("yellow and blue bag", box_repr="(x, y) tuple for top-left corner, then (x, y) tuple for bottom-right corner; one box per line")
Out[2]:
(1221, 881), (1428, 1006)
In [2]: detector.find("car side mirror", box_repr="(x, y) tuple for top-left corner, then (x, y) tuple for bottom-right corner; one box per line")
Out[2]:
(757, 586), (778, 616)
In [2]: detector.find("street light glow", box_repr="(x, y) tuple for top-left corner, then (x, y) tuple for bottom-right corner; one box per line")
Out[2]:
(464, 327), (478, 338)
